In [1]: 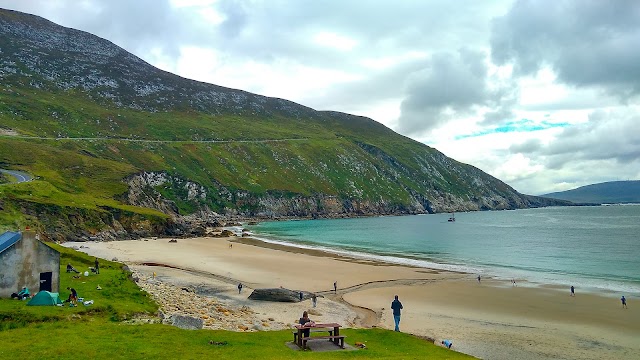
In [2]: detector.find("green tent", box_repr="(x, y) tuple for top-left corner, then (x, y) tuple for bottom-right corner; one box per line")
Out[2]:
(27, 291), (63, 306)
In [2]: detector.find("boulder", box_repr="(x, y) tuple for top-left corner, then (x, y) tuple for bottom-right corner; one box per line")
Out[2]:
(172, 314), (204, 330)
(248, 288), (309, 302)
(220, 229), (235, 237)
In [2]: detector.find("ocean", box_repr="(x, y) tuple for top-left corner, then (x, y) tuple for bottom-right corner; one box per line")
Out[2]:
(245, 205), (640, 297)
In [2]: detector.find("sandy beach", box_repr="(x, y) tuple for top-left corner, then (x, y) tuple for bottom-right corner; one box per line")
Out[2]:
(66, 236), (640, 360)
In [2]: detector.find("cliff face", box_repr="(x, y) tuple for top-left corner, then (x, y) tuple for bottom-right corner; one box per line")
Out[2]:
(0, 9), (571, 239)
(122, 171), (572, 224)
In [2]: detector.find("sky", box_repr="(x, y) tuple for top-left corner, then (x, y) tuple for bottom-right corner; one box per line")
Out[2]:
(1, 0), (639, 195)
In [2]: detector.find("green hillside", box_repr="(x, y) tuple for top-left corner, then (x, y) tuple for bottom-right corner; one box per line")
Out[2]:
(0, 8), (568, 239)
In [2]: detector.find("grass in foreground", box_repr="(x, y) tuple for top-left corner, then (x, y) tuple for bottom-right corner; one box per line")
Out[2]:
(0, 245), (474, 360)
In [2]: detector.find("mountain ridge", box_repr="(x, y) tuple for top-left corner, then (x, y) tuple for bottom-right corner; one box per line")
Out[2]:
(0, 8), (570, 240)
(542, 180), (640, 204)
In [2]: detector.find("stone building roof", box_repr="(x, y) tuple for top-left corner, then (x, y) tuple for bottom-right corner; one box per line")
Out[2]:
(0, 231), (21, 254)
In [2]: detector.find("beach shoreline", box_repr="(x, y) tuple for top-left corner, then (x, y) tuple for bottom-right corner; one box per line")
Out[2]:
(65, 235), (640, 360)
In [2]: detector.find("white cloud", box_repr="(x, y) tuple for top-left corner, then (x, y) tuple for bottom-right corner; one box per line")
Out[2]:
(1, 0), (638, 195)
(313, 31), (358, 51)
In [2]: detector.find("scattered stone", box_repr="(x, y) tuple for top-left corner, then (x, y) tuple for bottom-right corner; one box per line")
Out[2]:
(169, 239), (178, 243)
(131, 270), (288, 332)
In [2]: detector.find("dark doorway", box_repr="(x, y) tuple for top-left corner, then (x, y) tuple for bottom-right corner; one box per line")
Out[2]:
(39, 272), (52, 292)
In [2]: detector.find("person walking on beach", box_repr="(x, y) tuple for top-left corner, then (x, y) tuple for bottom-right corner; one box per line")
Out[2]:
(334, 281), (337, 293)
(621, 295), (627, 309)
(312, 294), (317, 308)
(477, 275), (481, 283)
(238, 283), (243, 294)
(94, 257), (100, 274)
(299, 291), (304, 302)
(570, 285), (575, 297)
(512, 279), (516, 287)
(391, 295), (403, 332)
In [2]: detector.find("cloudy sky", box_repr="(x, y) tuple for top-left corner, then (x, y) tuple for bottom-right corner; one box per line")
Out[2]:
(2, 0), (639, 195)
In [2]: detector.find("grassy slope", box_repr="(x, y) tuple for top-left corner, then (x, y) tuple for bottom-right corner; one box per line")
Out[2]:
(0, 245), (473, 360)
(0, 85), (449, 228)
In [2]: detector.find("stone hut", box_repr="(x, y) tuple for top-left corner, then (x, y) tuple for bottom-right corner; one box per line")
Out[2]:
(0, 230), (60, 298)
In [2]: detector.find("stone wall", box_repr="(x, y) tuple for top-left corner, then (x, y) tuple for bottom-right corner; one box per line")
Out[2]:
(0, 231), (60, 298)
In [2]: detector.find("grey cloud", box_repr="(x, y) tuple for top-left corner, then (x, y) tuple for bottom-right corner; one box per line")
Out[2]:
(217, 0), (249, 38)
(496, 108), (640, 193)
(398, 49), (488, 134)
(510, 138), (542, 154)
(482, 107), (516, 125)
(397, 49), (515, 135)
(300, 58), (427, 111)
(542, 110), (640, 169)
(491, 0), (640, 97)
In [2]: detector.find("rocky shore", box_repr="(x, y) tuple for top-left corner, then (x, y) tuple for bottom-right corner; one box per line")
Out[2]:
(132, 270), (290, 332)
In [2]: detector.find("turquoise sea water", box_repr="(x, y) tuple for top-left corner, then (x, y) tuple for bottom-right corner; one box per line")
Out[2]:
(246, 205), (640, 296)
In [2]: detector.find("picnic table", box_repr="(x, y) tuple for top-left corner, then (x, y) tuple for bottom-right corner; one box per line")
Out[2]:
(294, 322), (345, 350)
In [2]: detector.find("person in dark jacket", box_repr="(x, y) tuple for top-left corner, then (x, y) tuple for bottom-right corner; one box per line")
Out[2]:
(391, 295), (403, 331)
(299, 311), (315, 337)
(66, 287), (78, 306)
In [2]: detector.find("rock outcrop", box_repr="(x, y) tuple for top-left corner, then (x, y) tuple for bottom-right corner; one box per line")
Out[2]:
(248, 288), (310, 302)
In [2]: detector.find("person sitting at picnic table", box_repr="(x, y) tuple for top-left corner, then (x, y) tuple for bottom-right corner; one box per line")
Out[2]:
(11, 287), (30, 300)
(299, 311), (315, 338)
(66, 263), (80, 273)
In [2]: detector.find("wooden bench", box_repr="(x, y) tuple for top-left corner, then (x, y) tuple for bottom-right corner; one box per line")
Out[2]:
(293, 329), (333, 343)
(301, 335), (346, 350)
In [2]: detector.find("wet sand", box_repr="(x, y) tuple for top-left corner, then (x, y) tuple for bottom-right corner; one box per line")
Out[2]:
(66, 236), (640, 360)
